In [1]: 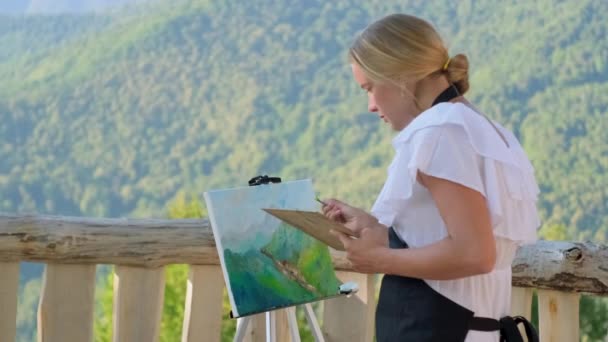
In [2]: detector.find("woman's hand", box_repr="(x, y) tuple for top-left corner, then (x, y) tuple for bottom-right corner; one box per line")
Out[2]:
(331, 224), (389, 274)
(320, 198), (379, 236)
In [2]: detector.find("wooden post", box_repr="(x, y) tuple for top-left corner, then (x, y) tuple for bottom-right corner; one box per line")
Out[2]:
(511, 287), (535, 339)
(511, 287), (534, 319)
(37, 264), (96, 342)
(0, 262), (19, 342)
(113, 266), (166, 342)
(322, 272), (376, 342)
(511, 287), (534, 320)
(238, 312), (267, 342)
(537, 289), (580, 342)
(275, 309), (291, 342)
(241, 309), (291, 342)
(181, 265), (224, 342)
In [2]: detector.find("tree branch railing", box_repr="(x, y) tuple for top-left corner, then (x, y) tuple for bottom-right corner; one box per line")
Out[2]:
(1, 214), (606, 341)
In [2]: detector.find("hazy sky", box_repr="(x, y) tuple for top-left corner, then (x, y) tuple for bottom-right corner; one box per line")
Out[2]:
(0, 0), (148, 14)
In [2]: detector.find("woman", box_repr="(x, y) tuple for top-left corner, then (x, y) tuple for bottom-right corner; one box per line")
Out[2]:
(322, 14), (540, 342)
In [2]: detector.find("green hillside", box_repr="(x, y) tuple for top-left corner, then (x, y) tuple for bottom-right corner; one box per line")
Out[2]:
(2, 0), (605, 242)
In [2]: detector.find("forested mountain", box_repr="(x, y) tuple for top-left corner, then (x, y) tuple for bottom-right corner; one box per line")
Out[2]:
(1, 0), (605, 241)
(2, 0), (607, 339)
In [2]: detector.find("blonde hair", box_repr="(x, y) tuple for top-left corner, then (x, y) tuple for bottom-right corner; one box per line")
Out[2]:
(349, 14), (470, 95)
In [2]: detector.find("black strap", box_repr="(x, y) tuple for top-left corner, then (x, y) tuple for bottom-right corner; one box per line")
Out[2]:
(508, 316), (539, 342)
(469, 317), (500, 331)
(432, 83), (460, 106)
(498, 317), (524, 342)
(469, 316), (539, 342)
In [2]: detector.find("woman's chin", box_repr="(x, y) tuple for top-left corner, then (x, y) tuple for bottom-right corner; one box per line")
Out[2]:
(392, 117), (416, 131)
(391, 122), (406, 131)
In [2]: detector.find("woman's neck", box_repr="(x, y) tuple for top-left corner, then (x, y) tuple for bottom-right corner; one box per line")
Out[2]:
(415, 74), (465, 110)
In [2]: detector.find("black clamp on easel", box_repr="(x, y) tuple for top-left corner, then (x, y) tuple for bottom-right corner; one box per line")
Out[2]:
(248, 175), (282, 186)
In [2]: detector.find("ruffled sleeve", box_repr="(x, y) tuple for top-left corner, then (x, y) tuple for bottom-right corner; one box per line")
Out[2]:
(372, 103), (540, 245)
(411, 124), (486, 195)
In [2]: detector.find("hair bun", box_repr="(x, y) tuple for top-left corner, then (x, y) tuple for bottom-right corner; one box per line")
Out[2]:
(445, 54), (469, 95)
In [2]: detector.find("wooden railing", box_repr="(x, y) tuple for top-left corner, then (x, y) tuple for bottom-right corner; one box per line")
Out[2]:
(0, 214), (606, 342)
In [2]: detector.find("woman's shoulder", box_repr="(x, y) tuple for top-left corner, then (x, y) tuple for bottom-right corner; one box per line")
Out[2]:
(395, 102), (500, 143)
(393, 101), (534, 173)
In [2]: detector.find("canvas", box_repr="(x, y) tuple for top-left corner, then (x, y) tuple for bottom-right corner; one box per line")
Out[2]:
(204, 179), (342, 317)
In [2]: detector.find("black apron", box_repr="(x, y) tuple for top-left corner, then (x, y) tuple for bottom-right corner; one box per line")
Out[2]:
(376, 227), (538, 342)
(375, 86), (539, 342)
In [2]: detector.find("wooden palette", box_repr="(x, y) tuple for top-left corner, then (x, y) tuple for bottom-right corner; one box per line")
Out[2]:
(262, 208), (357, 251)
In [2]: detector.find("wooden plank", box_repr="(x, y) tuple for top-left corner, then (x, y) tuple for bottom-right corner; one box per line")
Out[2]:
(0, 214), (217, 267)
(181, 265), (224, 342)
(113, 266), (165, 342)
(0, 262), (19, 342)
(37, 264), (96, 342)
(2, 213), (608, 295)
(511, 287), (534, 320)
(538, 289), (580, 342)
(512, 241), (608, 294)
(0, 214), (353, 270)
(322, 272), (376, 342)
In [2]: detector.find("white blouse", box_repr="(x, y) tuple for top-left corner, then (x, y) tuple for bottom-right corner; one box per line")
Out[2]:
(371, 102), (540, 342)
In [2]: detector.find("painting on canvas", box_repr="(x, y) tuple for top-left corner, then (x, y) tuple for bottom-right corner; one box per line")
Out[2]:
(204, 179), (342, 317)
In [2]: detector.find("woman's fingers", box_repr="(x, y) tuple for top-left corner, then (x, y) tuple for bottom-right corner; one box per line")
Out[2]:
(329, 208), (347, 223)
(325, 198), (343, 206)
(327, 207), (342, 220)
(321, 199), (355, 225)
(321, 203), (334, 216)
(326, 199), (351, 213)
(321, 204), (330, 215)
(321, 202), (344, 219)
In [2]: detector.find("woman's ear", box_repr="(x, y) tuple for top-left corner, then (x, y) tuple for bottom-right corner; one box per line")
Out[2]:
(409, 80), (425, 112)
(397, 77), (415, 98)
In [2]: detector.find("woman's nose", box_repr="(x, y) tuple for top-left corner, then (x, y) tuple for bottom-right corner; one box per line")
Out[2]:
(368, 95), (378, 112)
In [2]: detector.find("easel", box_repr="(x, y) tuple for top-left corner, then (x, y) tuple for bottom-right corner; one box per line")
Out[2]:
(231, 176), (357, 342)
(233, 303), (324, 342)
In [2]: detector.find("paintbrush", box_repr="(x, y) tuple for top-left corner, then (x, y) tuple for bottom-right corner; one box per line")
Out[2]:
(315, 195), (328, 207)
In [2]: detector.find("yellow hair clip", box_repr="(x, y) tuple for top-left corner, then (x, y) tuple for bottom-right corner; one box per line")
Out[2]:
(442, 58), (451, 71)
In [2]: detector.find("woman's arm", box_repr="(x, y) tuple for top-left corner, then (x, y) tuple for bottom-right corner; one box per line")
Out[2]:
(333, 172), (497, 280)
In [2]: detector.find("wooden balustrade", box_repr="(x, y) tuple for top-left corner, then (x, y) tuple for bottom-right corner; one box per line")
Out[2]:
(1, 213), (607, 342)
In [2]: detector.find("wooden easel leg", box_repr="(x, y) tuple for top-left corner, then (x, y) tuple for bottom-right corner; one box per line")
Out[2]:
(234, 316), (250, 342)
(286, 307), (301, 342)
(234, 304), (326, 342)
(303, 304), (325, 342)
(266, 311), (276, 342)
